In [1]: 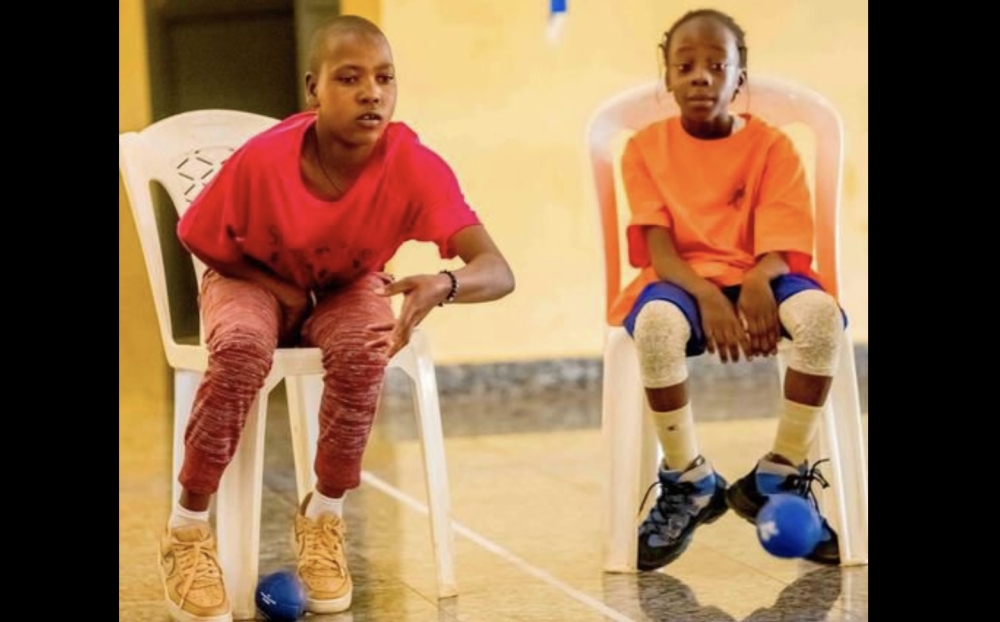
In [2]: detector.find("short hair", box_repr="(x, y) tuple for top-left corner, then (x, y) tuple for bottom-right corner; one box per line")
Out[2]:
(307, 15), (388, 74)
(660, 9), (748, 69)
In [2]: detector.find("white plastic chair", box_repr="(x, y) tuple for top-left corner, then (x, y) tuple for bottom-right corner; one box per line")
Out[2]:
(119, 110), (458, 619)
(585, 76), (869, 572)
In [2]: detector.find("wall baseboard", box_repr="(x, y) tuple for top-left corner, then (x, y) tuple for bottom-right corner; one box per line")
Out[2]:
(384, 343), (868, 416)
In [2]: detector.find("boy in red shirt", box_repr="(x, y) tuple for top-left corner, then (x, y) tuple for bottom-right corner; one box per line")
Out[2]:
(616, 9), (847, 572)
(159, 15), (515, 621)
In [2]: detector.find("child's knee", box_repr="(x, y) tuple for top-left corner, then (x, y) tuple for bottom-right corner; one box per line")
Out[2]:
(320, 337), (390, 394)
(207, 324), (276, 377)
(634, 300), (690, 388)
(778, 290), (842, 376)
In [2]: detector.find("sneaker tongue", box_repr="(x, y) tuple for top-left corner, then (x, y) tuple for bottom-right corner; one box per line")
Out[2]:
(679, 459), (714, 484)
(172, 524), (212, 543)
(758, 458), (802, 479)
(756, 457), (807, 496)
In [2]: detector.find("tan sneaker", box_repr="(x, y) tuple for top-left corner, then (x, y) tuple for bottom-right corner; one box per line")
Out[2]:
(157, 523), (232, 622)
(293, 494), (353, 613)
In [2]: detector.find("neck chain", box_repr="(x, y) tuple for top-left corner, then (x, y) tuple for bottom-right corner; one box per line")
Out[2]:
(315, 134), (344, 196)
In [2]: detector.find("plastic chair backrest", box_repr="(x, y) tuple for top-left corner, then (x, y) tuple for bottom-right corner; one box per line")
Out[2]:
(585, 75), (845, 323)
(119, 110), (280, 357)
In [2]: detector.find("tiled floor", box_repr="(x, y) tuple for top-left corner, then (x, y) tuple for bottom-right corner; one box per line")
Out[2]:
(119, 367), (869, 621)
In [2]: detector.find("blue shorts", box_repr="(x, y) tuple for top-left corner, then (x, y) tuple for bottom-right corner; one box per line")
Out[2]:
(622, 274), (848, 357)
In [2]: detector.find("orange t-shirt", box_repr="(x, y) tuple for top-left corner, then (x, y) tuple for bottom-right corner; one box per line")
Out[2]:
(608, 114), (823, 325)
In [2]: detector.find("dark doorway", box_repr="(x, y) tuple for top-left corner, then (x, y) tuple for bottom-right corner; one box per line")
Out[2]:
(145, 0), (337, 121)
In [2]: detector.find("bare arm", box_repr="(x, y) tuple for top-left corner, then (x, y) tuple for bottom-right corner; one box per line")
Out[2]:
(201, 257), (311, 338)
(436, 225), (516, 303)
(645, 226), (717, 301)
(744, 252), (789, 285)
(738, 252), (789, 357)
(209, 258), (299, 298)
(645, 226), (748, 363)
(369, 225), (515, 357)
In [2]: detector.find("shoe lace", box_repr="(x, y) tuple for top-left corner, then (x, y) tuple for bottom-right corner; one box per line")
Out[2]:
(173, 536), (223, 598)
(637, 479), (697, 541)
(782, 458), (831, 513)
(301, 517), (346, 577)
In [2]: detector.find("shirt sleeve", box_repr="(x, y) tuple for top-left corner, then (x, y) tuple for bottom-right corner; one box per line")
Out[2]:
(176, 148), (250, 270)
(754, 133), (815, 273)
(621, 136), (671, 269)
(405, 147), (481, 259)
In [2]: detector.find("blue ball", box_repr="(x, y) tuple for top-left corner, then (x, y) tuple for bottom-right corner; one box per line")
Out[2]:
(756, 494), (822, 558)
(255, 570), (306, 622)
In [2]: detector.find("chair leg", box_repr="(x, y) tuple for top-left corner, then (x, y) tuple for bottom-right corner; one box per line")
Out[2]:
(814, 332), (869, 566)
(602, 328), (659, 573)
(171, 370), (202, 506)
(394, 332), (458, 598)
(216, 378), (276, 620)
(285, 374), (323, 503)
(780, 336), (869, 567)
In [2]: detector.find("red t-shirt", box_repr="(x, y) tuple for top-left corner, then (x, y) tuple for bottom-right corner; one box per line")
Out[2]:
(177, 111), (481, 291)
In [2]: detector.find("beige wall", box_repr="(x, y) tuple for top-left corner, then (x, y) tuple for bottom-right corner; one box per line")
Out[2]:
(120, 0), (167, 416)
(385, 0), (867, 363)
(119, 0), (868, 409)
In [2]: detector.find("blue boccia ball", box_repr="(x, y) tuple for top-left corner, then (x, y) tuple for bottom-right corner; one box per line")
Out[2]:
(756, 494), (822, 558)
(255, 570), (306, 622)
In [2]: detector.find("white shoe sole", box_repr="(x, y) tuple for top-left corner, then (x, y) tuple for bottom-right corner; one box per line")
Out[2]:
(306, 590), (353, 614)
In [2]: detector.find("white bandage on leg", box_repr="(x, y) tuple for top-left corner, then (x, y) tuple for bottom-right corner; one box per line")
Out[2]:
(772, 399), (823, 465)
(635, 301), (698, 470)
(633, 300), (691, 389)
(651, 404), (700, 471)
(778, 289), (843, 377)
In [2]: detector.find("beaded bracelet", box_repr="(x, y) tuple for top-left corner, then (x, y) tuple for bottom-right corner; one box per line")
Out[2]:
(438, 269), (458, 306)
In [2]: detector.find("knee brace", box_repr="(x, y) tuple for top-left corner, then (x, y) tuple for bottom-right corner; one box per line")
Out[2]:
(633, 300), (690, 388)
(778, 290), (843, 376)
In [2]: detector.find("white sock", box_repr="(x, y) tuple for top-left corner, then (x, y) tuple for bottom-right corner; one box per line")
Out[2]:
(306, 489), (344, 519)
(650, 403), (700, 471)
(168, 504), (210, 529)
(772, 399), (824, 464)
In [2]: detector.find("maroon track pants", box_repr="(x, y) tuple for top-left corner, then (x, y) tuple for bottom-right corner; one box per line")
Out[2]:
(179, 270), (394, 495)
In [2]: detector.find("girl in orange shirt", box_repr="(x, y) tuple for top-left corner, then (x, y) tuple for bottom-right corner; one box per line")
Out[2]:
(618, 9), (847, 572)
